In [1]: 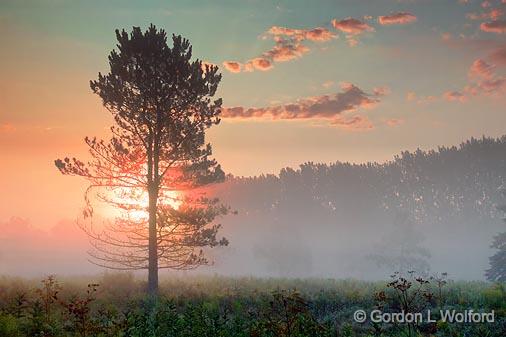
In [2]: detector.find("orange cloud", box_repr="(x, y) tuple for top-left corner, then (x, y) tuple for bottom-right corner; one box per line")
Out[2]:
(222, 61), (242, 73)
(378, 12), (417, 25)
(331, 18), (374, 35)
(480, 20), (506, 33)
(222, 83), (383, 128)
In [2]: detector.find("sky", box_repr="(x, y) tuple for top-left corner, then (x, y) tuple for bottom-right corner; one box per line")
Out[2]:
(0, 0), (505, 235)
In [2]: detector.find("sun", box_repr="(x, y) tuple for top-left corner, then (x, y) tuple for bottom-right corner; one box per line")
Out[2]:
(104, 188), (181, 222)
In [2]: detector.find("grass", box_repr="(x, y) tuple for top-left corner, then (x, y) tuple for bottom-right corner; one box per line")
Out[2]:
(0, 273), (505, 336)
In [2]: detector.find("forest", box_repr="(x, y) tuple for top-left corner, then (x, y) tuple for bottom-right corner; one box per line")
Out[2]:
(210, 136), (506, 280)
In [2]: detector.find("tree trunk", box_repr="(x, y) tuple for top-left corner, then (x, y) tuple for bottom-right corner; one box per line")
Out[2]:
(147, 187), (158, 295)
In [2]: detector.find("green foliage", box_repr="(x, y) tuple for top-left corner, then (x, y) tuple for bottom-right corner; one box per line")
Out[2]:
(0, 314), (20, 337)
(0, 274), (504, 337)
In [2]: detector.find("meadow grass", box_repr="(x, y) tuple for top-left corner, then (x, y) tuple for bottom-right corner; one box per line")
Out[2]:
(0, 273), (504, 336)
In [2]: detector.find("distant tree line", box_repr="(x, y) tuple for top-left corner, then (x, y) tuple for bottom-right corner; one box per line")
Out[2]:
(213, 136), (506, 279)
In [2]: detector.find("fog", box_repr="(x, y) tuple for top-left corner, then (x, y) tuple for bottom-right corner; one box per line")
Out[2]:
(1, 136), (505, 281)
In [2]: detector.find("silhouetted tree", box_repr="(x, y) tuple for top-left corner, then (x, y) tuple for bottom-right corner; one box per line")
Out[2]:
(486, 190), (506, 282)
(55, 25), (227, 294)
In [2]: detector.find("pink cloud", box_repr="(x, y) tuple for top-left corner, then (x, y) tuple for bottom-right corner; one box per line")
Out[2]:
(223, 25), (335, 73)
(464, 59), (505, 96)
(373, 86), (391, 96)
(443, 90), (467, 102)
(467, 8), (503, 20)
(265, 39), (310, 62)
(469, 59), (495, 78)
(268, 26), (336, 42)
(222, 61), (242, 73)
(222, 83), (383, 128)
(245, 57), (273, 71)
(330, 115), (374, 130)
(304, 27), (337, 41)
(331, 18), (374, 35)
(466, 77), (506, 94)
(435, 58), (506, 101)
(480, 20), (506, 33)
(378, 12), (417, 25)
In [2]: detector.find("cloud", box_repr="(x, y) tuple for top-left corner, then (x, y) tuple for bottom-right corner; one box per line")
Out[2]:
(264, 39), (310, 62)
(468, 59), (495, 78)
(331, 18), (374, 46)
(466, 8), (503, 20)
(458, 59), (505, 98)
(330, 115), (374, 130)
(268, 26), (336, 42)
(433, 58), (506, 102)
(405, 91), (442, 104)
(245, 57), (273, 71)
(223, 25), (335, 73)
(373, 86), (391, 96)
(222, 61), (242, 73)
(466, 77), (506, 95)
(331, 18), (375, 35)
(443, 90), (467, 102)
(221, 83), (383, 128)
(480, 20), (506, 33)
(378, 12), (417, 25)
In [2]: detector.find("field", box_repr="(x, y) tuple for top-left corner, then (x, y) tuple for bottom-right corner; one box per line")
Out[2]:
(0, 273), (504, 337)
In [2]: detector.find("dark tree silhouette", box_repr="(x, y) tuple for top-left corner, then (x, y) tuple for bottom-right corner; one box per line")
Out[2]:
(486, 191), (506, 282)
(55, 25), (228, 294)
